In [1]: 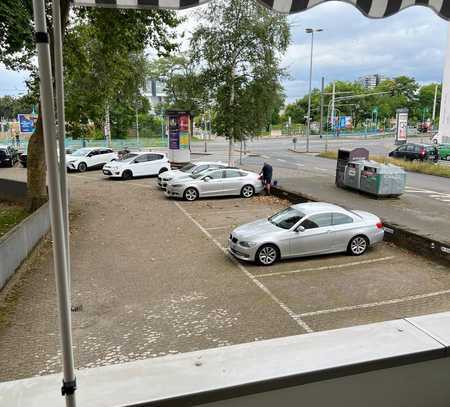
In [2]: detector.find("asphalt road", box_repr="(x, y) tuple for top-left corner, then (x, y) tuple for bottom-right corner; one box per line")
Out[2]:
(197, 136), (450, 200)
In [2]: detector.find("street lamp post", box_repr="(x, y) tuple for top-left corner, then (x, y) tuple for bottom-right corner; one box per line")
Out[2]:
(305, 28), (323, 153)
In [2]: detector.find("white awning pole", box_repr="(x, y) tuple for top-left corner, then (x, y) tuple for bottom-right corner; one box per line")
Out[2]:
(52, 0), (71, 289)
(32, 0), (77, 405)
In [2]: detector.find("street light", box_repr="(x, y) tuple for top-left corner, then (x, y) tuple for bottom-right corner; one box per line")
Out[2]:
(305, 28), (323, 153)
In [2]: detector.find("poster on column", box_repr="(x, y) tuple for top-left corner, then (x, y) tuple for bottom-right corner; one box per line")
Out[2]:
(168, 115), (180, 149)
(179, 114), (190, 150)
(395, 109), (408, 145)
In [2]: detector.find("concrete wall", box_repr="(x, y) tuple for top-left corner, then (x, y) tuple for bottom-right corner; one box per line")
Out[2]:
(0, 178), (28, 203)
(0, 202), (50, 290)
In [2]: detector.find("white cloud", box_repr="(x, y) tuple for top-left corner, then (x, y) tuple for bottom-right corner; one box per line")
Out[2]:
(282, 1), (448, 102)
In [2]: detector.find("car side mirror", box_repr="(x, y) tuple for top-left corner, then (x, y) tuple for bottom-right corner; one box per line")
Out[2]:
(204, 177), (211, 182)
(296, 226), (305, 233)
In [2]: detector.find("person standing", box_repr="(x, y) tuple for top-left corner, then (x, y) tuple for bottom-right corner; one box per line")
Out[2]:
(260, 162), (273, 195)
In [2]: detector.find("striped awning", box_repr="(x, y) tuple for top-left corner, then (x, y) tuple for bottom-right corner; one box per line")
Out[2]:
(71, 0), (450, 20)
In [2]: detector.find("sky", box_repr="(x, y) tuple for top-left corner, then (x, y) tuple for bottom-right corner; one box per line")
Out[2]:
(0, 1), (448, 103)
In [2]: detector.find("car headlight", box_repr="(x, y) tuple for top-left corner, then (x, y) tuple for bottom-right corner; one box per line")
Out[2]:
(171, 184), (183, 188)
(164, 177), (172, 181)
(239, 241), (257, 248)
(67, 160), (76, 164)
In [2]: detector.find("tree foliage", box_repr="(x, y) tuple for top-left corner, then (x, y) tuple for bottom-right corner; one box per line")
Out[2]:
(190, 0), (290, 140)
(284, 76), (441, 129)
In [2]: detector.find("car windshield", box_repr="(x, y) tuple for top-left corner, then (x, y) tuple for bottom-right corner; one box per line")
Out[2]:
(180, 163), (196, 172)
(118, 153), (138, 162)
(268, 207), (305, 230)
(70, 148), (92, 157)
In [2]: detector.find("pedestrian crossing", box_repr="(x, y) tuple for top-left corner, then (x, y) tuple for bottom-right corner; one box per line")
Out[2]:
(404, 186), (450, 204)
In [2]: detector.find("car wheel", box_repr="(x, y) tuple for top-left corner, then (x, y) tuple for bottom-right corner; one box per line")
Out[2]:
(77, 162), (87, 172)
(122, 170), (133, 180)
(348, 235), (369, 256)
(256, 244), (279, 266)
(159, 167), (168, 174)
(241, 184), (255, 198)
(184, 187), (198, 201)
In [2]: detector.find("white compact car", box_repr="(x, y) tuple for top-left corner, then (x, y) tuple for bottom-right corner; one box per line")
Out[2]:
(158, 161), (227, 189)
(103, 152), (170, 180)
(66, 147), (117, 172)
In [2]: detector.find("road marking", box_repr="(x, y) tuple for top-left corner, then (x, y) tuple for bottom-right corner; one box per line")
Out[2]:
(205, 226), (232, 231)
(186, 208), (269, 216)
(277, 158), (287, 163)
(314, 167), (328, 172)
(174, 201), (313, 333)
(261, 155), (270, 159)
(295, 163), (305, 167)
(257, 256), (396, 278)
(298, 289), (450, 318)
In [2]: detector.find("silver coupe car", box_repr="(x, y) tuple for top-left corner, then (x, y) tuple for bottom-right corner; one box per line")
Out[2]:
(165, 168), (264, 201)
(229, 202), (384, 265)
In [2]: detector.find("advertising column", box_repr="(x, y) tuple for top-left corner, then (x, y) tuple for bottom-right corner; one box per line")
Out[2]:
(395, 108), (408, 145)
(167, 110), (191, 163)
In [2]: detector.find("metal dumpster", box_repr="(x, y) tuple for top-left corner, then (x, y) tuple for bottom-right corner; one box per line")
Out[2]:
(360, 163), (406, 197)
(336, 148), (369, 187)
(343, 160), (368, 190)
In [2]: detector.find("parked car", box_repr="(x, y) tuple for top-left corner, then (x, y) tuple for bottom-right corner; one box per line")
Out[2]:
(19, 147), (72, 168)
(0, 145), (18, 167)
(438, 144), (450, 160)
(229, 202), (384, 266)
(165, 167), (263, 201)
(388, 143), (438, 162)
(66, 147), (117, 172)
(102, 151), (170, 180)
(158, 161), (227, 189)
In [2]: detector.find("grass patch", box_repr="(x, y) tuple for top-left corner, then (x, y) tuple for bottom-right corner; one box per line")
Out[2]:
(0, 202), (28, 238)
(318, 151), (450, 178)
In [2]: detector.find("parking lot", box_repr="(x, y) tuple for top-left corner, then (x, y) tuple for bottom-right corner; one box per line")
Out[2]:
(171, 188), (450, 333)
(1, 166), (450, 381)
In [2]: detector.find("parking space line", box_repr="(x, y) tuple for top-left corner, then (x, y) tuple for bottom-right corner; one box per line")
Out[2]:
(295, 163), (305, 167)
(205, 226), (231, 231)
(277, 159), (287, 163)
(314, 167), (329, 172)
(256, 256), (396, 278)
(186, 208), (270, 215)
(298, 289), (450, 318)
(174, 201), (314, 333)
(261, 155), (270, 159)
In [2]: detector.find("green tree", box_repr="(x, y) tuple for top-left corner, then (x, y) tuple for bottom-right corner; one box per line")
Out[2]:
(191, 0), (290, 163)
(0, 2), (179, 210)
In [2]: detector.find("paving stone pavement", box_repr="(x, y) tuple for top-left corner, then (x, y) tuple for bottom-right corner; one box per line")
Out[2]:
(0, 172), (302, 382)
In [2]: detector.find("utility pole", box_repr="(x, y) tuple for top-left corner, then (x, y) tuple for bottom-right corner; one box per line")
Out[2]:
(305, 28), (323, 153)
(135, 106), (139, 147)
(104, 104), (111, 147)
(432, 84), (438, 131)
(319, 76), (324, 142)
(331, 81), (336, 138)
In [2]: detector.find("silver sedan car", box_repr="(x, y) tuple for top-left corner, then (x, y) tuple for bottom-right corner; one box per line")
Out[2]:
(229, 202), (384, 265)
(165, 168), (264, 201)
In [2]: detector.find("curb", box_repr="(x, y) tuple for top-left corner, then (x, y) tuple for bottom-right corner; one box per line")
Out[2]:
(287, 149), (321, 155)
(271, 186), (450, 266)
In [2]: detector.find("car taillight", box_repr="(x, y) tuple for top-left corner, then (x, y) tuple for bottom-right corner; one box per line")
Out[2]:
(420, 149), (425, 156)
(376, 222), (383, 229)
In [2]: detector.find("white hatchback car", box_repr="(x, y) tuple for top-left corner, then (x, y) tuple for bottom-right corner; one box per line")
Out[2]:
(102, 152), (170, 180)
(66, 147), (117, 172)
